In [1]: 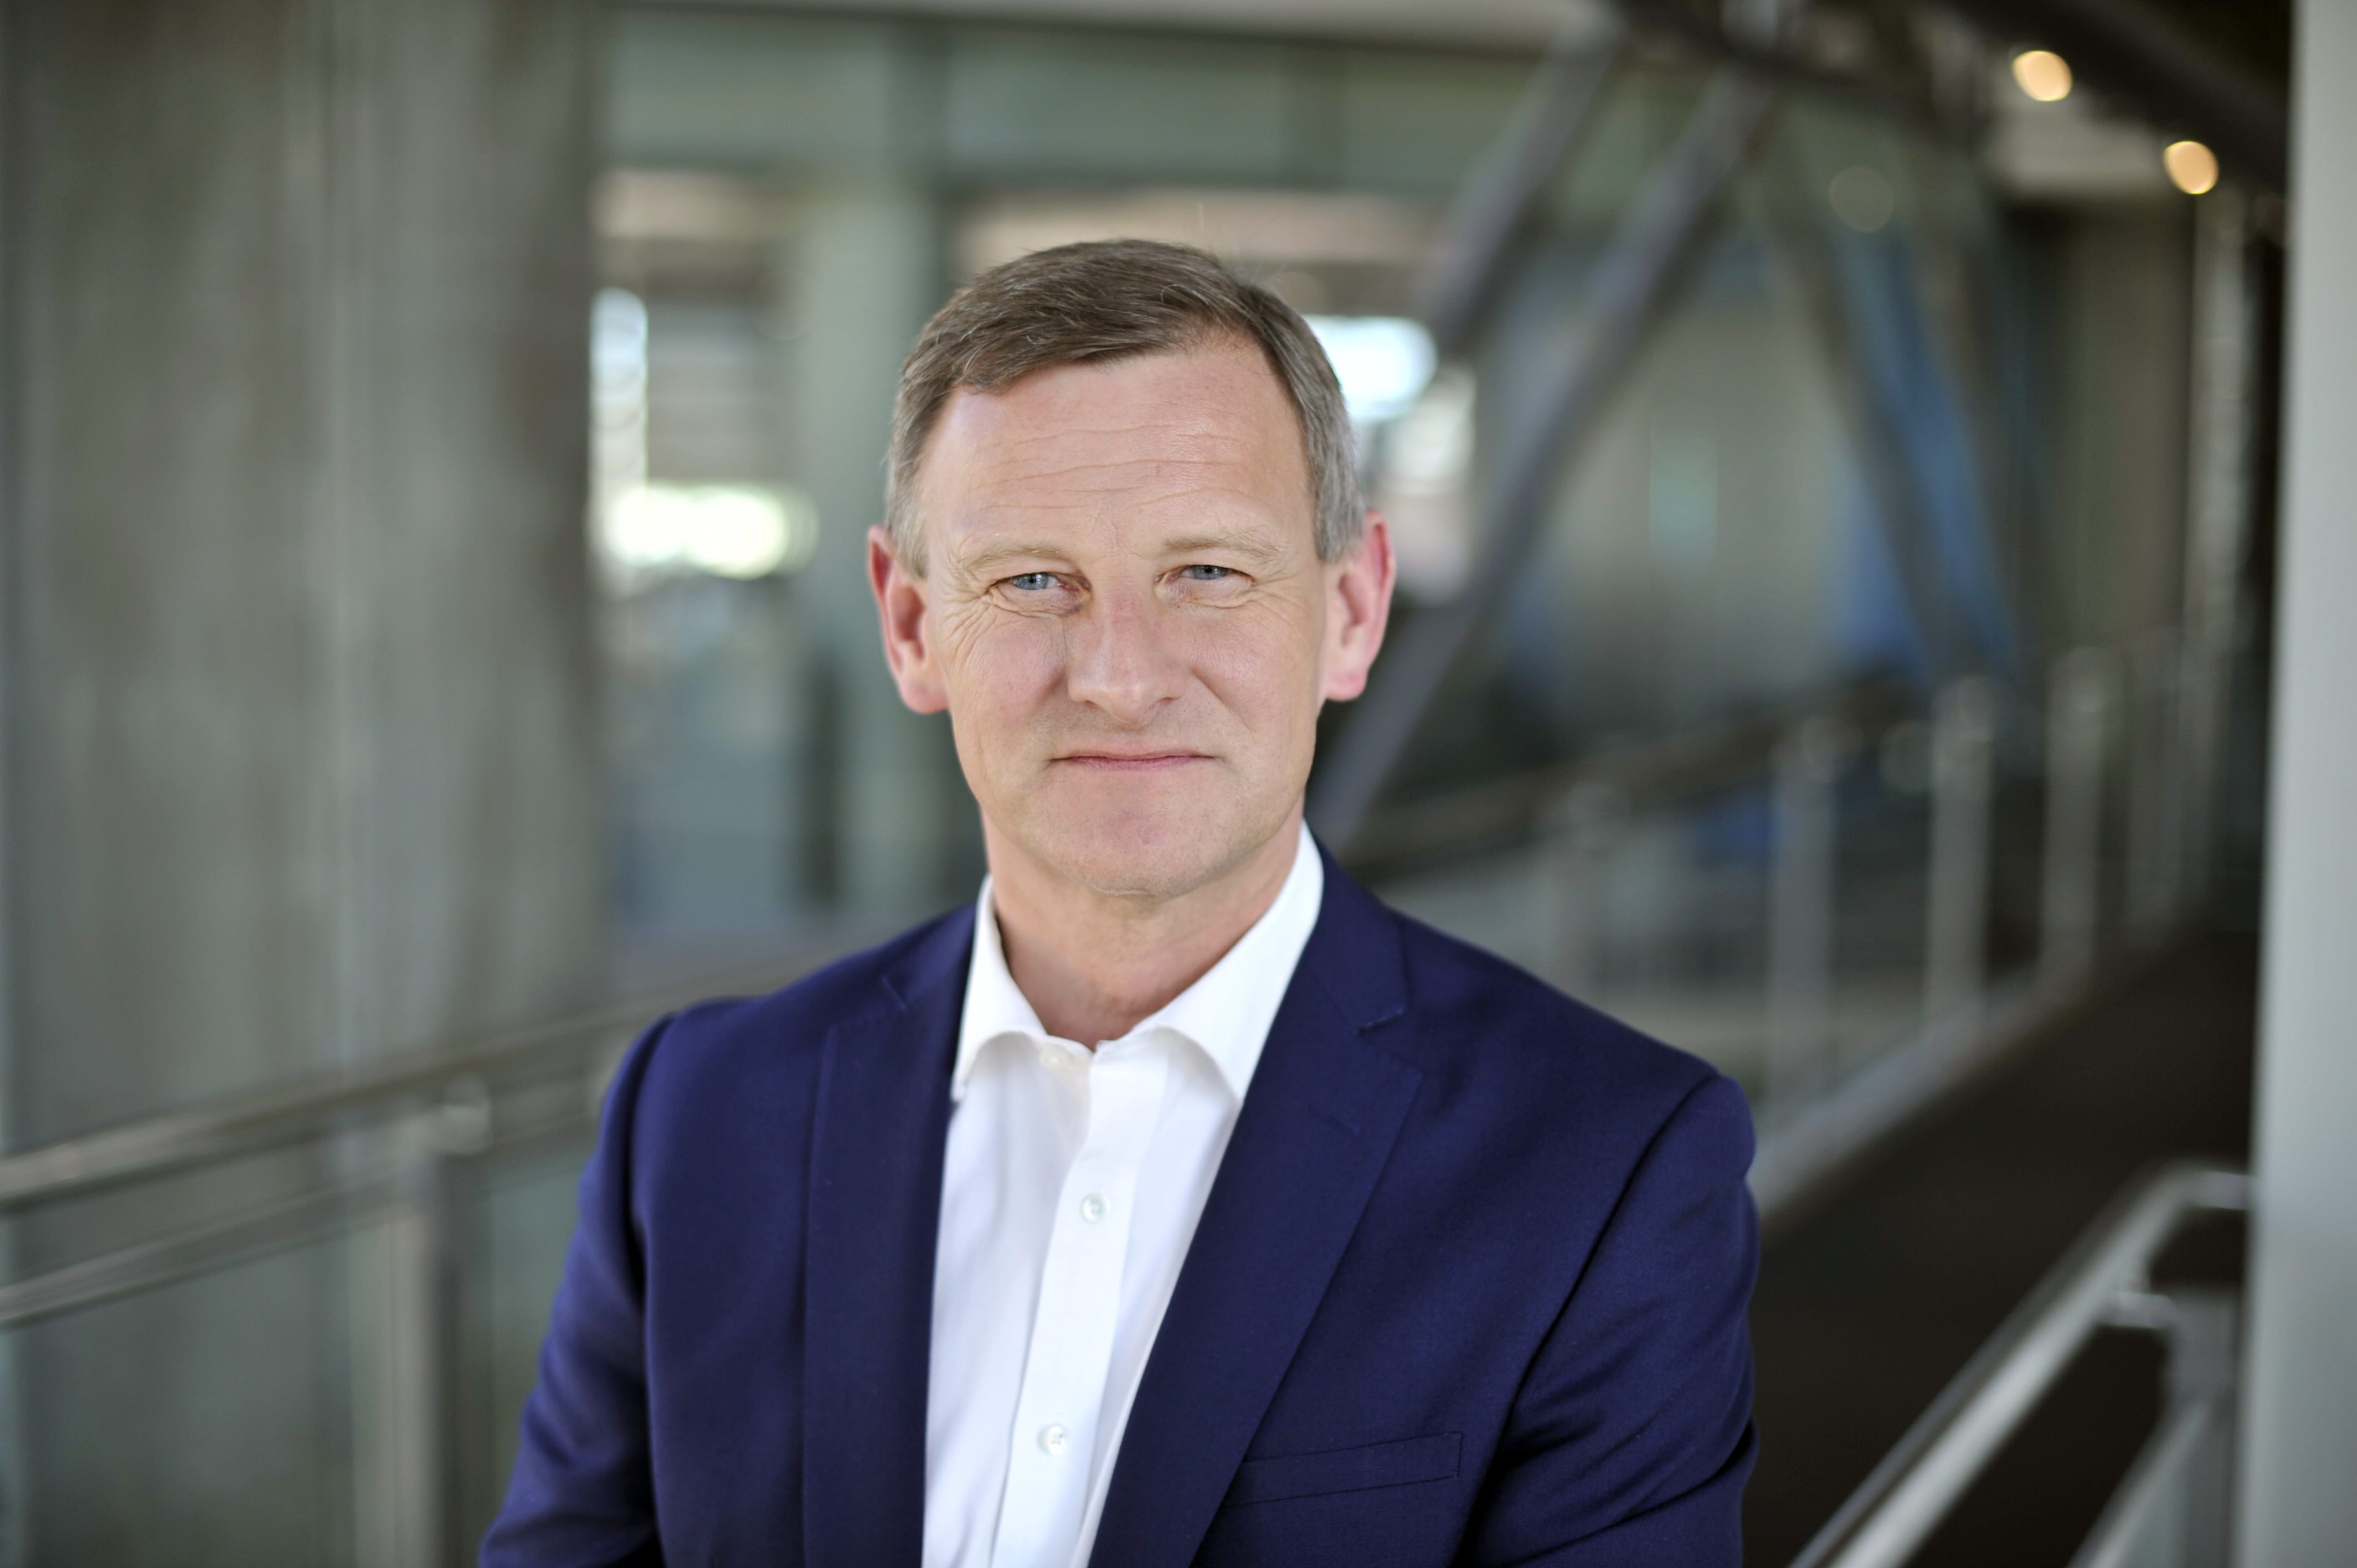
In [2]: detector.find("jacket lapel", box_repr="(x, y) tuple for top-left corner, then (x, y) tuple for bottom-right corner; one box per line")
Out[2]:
(801, 909), (972, 1568)
(1087, 857), (1422, 1568)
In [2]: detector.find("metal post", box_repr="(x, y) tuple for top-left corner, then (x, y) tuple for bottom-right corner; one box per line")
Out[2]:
(2126, 628), (2185, 940)
(2163, 1290), (2241, 1568)
(1925, 678), (1998, 1041)
(1769, 716), (1852, 1100)
(2072, 1283), (2242, 1568)
(1545, 783), (1623, 997)
(379, 1081), (488, 1568)
(2042, 649), (2114, 990)
(2176, 190), (2257, 910)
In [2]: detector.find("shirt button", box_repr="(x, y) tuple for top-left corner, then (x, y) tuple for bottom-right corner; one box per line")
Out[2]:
(1038, 1423), (1069, 1456)
(1035, 1044), (1058, 1069)
(1078, 1193), (1108, 1224)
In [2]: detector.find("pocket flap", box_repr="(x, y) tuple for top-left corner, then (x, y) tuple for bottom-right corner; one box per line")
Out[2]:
(1226, 1431), (1463, 1506)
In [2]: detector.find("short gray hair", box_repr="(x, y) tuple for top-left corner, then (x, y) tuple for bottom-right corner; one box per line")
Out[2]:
(884, 239), (1361, 571)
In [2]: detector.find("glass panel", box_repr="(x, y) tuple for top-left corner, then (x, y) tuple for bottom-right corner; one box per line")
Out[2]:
(1828, 732), (1934, 1081)
(457, 1146), (594, 1547)
(0, 1118), (593, 1565)
(7, 1235), (359, 1567)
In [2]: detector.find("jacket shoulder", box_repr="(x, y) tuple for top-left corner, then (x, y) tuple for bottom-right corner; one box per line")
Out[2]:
(626, 905), (974, 1113)
(1383, 902), (1742, 1141)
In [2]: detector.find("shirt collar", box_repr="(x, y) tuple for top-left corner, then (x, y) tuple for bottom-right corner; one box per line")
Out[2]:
(952, 822), (1324, 1103)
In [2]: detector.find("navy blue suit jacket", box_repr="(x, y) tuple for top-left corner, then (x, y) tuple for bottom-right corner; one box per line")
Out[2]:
(485, 849), (1757, 1566)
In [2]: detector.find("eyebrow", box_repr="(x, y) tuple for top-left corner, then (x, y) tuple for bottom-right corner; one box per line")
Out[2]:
(950, 541), (1077, 577)
(950, 529), (1286, 576)
(1156, 530), (1286, 565)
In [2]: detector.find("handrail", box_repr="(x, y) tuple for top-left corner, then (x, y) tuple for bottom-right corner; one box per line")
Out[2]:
(1788, 1161), (2252, 1568)
(0, 933), (868, 1215)
(1337, 677), (1910, 883)
(0, 1179), (396, 1330)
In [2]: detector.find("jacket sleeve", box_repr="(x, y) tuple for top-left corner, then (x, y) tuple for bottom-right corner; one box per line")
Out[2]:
(480, 1017), (675, 1568)
(1459, 1071), (1759, 1567)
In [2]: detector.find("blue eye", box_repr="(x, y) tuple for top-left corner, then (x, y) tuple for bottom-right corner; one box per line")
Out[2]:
(1179, 564), (1233, 581)
(1007, 572), (1058, 591)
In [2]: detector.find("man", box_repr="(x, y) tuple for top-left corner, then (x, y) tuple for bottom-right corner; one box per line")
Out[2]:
(486, 239), (1756, 1567)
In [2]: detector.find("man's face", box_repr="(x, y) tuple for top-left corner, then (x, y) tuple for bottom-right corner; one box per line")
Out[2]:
(869, 339), (1393, 902)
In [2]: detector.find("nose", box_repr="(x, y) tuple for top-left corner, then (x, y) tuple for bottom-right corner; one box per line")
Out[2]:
(1064, 583), (1187, 726)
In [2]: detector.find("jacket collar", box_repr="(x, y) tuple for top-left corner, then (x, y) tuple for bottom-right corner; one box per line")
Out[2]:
(801, 904), (973, 1568)
(1087, 845), (1421, 1568)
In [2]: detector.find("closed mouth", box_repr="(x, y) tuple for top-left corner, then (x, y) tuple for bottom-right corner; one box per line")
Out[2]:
(1052, 751), (1210, 771)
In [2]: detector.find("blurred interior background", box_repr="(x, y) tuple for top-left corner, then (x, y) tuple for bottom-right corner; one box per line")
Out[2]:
(0, 0), (2349, 1562)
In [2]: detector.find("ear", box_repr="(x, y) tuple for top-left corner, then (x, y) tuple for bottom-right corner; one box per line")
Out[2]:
(1320, 510), (1397, 703)
(868, 524), (950, 715)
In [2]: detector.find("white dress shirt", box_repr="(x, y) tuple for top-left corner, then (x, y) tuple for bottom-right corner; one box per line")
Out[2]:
(922, 823), (1324, 1568)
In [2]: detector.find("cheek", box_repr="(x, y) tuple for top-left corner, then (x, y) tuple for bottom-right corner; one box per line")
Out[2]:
(940, 612), (1068, 734)
(1181, 600), (1326, 735)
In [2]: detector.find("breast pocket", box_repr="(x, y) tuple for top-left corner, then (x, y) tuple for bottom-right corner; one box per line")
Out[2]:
(1225, 1432), (1463, 1507)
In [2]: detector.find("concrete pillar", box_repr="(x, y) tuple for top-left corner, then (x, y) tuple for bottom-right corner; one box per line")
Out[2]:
(783, 182), (974, 916)
(1, 0), (602, 1560)
(2237, 2), (2357, 1559)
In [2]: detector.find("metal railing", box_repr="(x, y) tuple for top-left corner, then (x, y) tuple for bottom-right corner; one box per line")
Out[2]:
(0, 947), (857, 1224)
(0, 940), (858, 1565)
(1790, 1161), (2252, 1568)
(1358, 639), (2204, 1226)
(1336, 677), (1911, 885)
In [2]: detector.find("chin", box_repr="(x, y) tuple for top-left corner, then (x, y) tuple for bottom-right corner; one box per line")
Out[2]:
(1020, 778), (1288, 902)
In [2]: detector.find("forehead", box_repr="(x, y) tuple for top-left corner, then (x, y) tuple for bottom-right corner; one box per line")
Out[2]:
(913, 342), (1314, 561)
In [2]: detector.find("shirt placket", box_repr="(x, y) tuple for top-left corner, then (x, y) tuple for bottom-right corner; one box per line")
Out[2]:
(987, 1037), (1170, 1568)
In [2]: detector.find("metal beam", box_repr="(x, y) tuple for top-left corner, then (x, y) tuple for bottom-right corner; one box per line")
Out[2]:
(1614, 0), (1943, 130)
(1415, 14), (1626, 358)
(1754, 130), (1967, 680)
(1311, 68), (1776, 852)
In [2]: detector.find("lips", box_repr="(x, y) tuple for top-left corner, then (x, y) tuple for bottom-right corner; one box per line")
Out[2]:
(1051, 752), (1209, 771)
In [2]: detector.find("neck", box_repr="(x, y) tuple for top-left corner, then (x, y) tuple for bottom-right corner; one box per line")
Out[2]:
(984, 813), (1304, 1046)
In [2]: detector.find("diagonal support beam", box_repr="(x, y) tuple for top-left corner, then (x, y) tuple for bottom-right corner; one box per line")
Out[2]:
(1754, 130), (1967, 682)
(1416, 14), (1627, 359)
(1311, 69), (1778, 854)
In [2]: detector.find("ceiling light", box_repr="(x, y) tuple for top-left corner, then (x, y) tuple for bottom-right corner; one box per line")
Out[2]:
(2011, 49), (2073, 103)
(2164, 140), (2220, 196)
